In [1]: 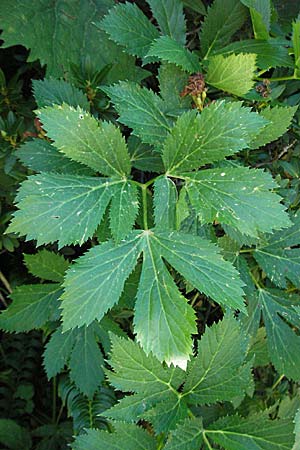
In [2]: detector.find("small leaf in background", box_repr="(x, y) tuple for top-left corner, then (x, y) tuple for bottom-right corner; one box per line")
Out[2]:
(206, 53), (257, 96)
(24, 249), (69, 282)
(241, 0), (271, 39)
(200, 0), (248, 57)
(254, 214), (300, 288)
(147, 0), (186, 45)
(0, 284), (62, 332)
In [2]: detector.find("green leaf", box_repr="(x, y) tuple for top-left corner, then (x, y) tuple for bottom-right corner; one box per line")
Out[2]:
(164, 417), (203, 449)
(183, 315), (251, 404)
(61, 232), (143, 330)
(102, 82), (171, 148)
(250, 105), (297, 149)
(127, 136), (164, 173)
(163, 102), (267, 173)
(100, 2), (160, 60)
(200, 0), (247, 57)
(43, 326), (77, 379)
(110, 181), (139, 242)
(143, 398), (188, 434)
(182, 0), (206, 15)
(73, 422), (156, 450)
(134, 232), (197, 366)
(147, 36), (200, 73)
(154, 177), (177, 231)
(154, 232), (245, 312)
(0, 284), (62, 332)
(32, 78), (89, 109)
(158, 63), (191, 115)
(294, 410), (300, 450)
(241, 0), (271, 39)
(258, 289), (300, 381)
(0, 0), (114, 77)
(0, 0), (147, 83)
(292, 20), (300, 77)
(213, 39), (294, 70)
(0, 419), (32, 450)
(185, 166), (291, 237)
(254, 214), (300, 288)
(107, 335), (181, 394)
(69, 325), (104, 398)
(24, 249), (69, 282)
(38, 104), (131, 177)
(147, 0), (186, 45)
(17, 139), (94, 176)
(8, 174), (119, 247)
(206, 412), (295, 449)
(206, 53), (257, 96)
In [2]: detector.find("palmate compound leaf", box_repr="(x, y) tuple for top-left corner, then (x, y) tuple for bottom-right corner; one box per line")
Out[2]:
(147, 0), (186, 45)
(254, 214), (300, 288)
(183, 166), (291, 237)
(199, 0), (248, 57)
(162, 102), (268, 174)
(61, 230), (245, 365)
(0, 284), (62, 332)
(73, 422), (156, 450)
(102, 82), (171, 148)
(205, 412), (295, 450)
(24, 249), (69, 283)
(257, 289), (300, 381)
(206, 53), (257, 96)
(146, 36), (200, 73)
(7, 174), (123, 247)
(104, 315), (252, 433)
(38, 103), (131, 177)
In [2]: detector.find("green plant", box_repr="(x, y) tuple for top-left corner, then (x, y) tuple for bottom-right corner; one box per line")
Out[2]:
(0, 0), (300, 449)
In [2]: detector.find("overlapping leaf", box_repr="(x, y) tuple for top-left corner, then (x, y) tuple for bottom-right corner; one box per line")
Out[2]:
(162, 102), (267, 173)
(33, 78), (90, 109)
(102, 82), (171, 148)
(73, 422), (157, 450)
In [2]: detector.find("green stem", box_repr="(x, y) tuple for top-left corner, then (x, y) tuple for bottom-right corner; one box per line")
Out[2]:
(142, 185), (148, 230)
(0, 271), (12, 294)
(255, 75), (296, 82)
(239, 248), (255, 254)
(272, 374), (285, 390)
(55, 403), (65, 425)
(203, 432), (213, 450)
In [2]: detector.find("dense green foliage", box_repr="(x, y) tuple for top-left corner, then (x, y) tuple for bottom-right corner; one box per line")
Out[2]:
(0, 0), (300, 449)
